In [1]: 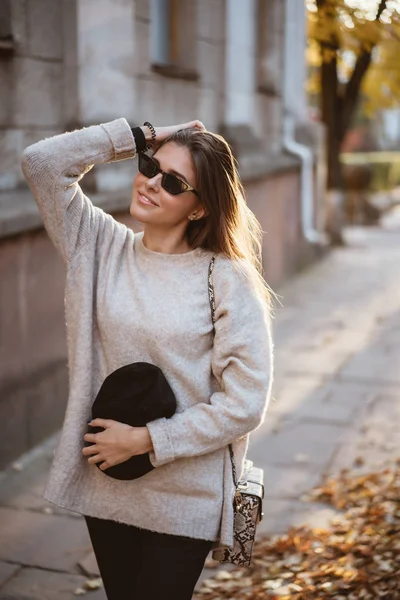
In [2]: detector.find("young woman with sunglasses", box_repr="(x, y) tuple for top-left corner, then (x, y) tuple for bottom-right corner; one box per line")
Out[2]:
(21, 119), (274, 600)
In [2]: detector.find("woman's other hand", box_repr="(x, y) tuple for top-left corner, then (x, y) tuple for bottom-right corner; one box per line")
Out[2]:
(142, 120), (206, 151)
(82, 419), (154, 471)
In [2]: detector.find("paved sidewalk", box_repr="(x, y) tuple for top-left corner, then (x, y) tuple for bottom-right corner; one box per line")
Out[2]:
(1, 211), (400, 599)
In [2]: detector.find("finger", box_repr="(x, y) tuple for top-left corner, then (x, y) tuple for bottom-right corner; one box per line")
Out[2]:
(83, 433), (97, 443)
(99, 461), (110, 471)
(185, 120), (205, 131)
(82, 445), (98, 456)
(194, 120), (205, 131)
(88, 454), (104, 464)
(90, 418), (114, 429)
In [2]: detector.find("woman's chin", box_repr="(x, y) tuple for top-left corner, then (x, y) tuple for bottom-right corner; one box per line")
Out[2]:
(129, 204), (152, 223)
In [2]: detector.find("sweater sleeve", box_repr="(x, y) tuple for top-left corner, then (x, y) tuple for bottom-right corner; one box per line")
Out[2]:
(146, 256), (274, 467)
(20, 118), (136, 263)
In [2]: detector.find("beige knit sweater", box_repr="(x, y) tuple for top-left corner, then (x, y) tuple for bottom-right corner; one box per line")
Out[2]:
(20, 118), (274, 549)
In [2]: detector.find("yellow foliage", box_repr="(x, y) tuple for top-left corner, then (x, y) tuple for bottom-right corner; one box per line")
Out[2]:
(307, 0), (400, 112)
(306, 69), (321, 94)
(306, 42), (322, 67)
(322, 47), (338, 62)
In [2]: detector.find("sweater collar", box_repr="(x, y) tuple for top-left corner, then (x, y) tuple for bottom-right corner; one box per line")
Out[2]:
(135, 231), (204, 261)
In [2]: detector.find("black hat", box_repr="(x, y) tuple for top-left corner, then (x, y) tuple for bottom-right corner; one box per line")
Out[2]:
(85, 362), (177, 480)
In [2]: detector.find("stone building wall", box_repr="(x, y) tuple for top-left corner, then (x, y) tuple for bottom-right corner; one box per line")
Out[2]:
(0, 0), (66, 191)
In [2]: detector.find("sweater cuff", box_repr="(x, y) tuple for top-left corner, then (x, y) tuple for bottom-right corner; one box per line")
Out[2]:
(146, 418), (175, 467)
(101, 118), (136, 161)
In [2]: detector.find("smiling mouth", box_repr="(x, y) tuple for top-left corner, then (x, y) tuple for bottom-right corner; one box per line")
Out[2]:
(138, 192), (159, 207)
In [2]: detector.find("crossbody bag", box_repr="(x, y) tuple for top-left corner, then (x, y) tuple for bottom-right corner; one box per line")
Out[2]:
(207, 255), (265, 567)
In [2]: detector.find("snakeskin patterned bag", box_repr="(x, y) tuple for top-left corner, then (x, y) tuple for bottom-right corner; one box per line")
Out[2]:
(207, 256), (265, 567)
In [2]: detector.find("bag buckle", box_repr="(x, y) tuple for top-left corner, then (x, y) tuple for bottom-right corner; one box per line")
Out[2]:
(234, 490), (243, 511)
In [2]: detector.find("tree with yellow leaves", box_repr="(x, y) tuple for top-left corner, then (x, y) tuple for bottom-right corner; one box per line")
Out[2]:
(307, 0), (400, 243)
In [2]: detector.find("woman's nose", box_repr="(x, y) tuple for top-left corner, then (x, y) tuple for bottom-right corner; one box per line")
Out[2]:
(146, 173), (162, 191)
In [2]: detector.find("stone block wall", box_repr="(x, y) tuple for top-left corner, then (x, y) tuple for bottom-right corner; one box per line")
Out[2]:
(247, 170), (303, 286)
(0, 231), (67, 467)
(0, 0), (65, 191)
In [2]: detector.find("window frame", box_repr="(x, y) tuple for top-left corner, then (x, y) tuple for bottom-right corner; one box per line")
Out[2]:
(150, 0), (198, 81)
(0, 0), (15, 57)
(256, 0), (283, 96)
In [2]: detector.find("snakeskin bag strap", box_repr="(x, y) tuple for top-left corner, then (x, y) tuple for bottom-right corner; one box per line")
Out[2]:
(207, 255), (265, 567)
(207, 256), (239, 488)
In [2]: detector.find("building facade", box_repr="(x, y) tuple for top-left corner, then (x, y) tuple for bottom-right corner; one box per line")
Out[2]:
(0, 0), (325, 466)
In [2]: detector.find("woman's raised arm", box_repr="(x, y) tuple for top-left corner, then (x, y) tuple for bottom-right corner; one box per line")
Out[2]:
(20, 118), (136, 264)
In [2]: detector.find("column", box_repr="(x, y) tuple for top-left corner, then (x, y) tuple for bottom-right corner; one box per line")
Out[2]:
(75, 0), (136, 124)
(225, 0), (257, 128)
(283, 0), (308, 121)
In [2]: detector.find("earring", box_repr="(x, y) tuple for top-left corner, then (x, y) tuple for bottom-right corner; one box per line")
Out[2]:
(188, 215), (196, 221)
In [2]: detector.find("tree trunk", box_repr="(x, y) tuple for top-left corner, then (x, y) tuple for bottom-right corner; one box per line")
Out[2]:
(316, 0), (388, 245)
(322, 58), (345, 244)
(321, 62), (343, 190)
(318, 20), (345, 243)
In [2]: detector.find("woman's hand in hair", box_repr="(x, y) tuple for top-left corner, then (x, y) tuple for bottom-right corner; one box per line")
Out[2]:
(82, 419), (154, 471)
(142, 120), (206, 151)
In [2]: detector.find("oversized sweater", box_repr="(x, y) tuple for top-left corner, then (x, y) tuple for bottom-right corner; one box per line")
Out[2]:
(20, 118), (274, 549)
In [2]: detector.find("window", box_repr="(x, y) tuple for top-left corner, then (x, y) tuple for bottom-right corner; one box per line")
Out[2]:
(150, 0), (197, 80)
(257, 0), (283, 95)
(0, 0), (14, 56)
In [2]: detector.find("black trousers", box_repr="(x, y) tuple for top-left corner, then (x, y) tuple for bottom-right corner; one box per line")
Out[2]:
(84, 516), (213, 600)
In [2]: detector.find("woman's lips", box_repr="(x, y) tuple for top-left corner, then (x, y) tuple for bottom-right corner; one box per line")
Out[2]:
(138, 192), (158, 207)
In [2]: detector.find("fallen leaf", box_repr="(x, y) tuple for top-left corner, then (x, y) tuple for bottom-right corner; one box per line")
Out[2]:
(83, 578), (103, 590)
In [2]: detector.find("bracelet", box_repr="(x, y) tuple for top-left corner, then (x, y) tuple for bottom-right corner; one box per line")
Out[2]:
(143, 121), (156, 150)
(130, 127), (147, 153)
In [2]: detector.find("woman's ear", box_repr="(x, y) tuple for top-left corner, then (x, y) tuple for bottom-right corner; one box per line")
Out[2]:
(196, 205), (208, 219)
(188, 203), (208, 221)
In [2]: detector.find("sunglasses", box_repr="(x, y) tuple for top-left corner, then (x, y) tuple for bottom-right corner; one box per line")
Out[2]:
(138, 152), (200, 197)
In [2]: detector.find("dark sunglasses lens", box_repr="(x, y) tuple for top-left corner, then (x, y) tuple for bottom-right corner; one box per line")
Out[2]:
(138, 155), (187, 195)
(162, 173), (185, 195)
(139, 154), (158, 178)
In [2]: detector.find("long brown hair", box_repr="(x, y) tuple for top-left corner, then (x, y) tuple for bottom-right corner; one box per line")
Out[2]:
(158, 128), (276, 314)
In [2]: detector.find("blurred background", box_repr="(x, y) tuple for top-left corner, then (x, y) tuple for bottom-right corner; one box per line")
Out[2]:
(0, 1), (400, 597)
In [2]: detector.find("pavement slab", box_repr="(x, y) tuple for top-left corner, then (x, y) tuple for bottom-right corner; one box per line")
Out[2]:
(259, 464), (324, 499)
(0, 508), (91, 573)
(251, 419), (348, 470)
(267, 378), (376, 424)
(0, 564), (19, 589)
(0, 568), (106, 600)
(256, 498), (341, 537)
(327, 391), (400, 475)
(338, 342), (400, 385)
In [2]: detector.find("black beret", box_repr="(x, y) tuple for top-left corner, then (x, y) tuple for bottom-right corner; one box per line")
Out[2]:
(85, 362), (177, 480)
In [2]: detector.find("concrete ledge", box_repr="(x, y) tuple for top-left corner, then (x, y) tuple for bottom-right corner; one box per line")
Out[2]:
(220, 123), (301, 182)
(0, 152), (300, 239)
(151, 63), (199, 81)
(0, 360), (68, 469)
(0, 188), (132, 240)
(240, 151), (300, 183)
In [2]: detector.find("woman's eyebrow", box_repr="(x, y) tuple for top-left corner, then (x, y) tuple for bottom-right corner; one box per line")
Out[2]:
(152, 156), (189, 184)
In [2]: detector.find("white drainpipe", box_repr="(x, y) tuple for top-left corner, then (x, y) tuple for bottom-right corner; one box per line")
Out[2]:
(283, 0), (327, 245)
(283, 114), (328, 245)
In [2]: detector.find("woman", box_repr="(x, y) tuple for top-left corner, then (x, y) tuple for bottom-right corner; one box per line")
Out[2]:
(21, 118), (274, 599)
